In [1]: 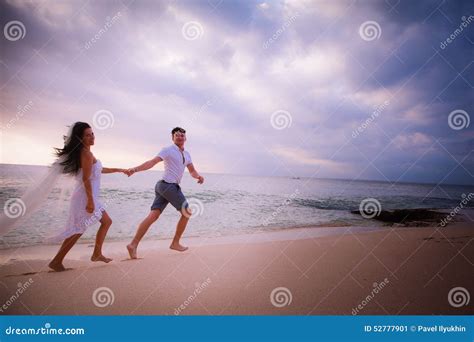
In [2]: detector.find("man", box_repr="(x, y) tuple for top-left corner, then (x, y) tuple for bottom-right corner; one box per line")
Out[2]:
(125, 127), (204, 259)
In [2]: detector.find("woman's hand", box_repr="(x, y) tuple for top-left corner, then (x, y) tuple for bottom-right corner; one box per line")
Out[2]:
(86, 200), (95, 214)
(197, 175), (204, 184)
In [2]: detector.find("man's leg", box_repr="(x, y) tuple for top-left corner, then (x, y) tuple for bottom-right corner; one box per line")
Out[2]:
(170, 208), (192, 252)
(127, 209), (161, 259)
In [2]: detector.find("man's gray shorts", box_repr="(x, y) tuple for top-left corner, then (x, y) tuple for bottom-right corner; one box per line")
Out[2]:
(151, 180), (189, 213)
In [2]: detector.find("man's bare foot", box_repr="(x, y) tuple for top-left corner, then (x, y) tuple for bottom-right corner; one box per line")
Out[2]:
(170, 242), (188, 252)
(48, 260), (66, 272)
(127, 244), (137, 259)
(91, 254), (112, 263)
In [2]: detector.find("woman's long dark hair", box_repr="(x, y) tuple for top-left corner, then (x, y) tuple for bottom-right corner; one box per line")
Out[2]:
(54, 122), (91, 175)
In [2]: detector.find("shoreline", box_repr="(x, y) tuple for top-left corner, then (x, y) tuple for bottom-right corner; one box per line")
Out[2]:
(0, 217), (470, 262)
(0, 224), (390, 263)
(1, 207), (471, 254)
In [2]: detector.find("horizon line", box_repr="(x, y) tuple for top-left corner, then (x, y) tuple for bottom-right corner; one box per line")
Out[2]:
(0, 162), (471, 188)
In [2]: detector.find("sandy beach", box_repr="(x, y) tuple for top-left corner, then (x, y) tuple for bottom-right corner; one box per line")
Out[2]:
(0, 222), (472, 315)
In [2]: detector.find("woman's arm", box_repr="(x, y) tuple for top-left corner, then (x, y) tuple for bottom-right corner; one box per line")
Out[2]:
(81, 151), (95, 213)
(102, 167), (126, 174)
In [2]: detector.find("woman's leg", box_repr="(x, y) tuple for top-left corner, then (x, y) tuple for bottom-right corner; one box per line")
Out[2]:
(91, 210), (113, 263)
(49, 233), (82, 271)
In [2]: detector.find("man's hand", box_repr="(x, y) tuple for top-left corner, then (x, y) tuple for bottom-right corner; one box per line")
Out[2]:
(197, 175), (204, 184)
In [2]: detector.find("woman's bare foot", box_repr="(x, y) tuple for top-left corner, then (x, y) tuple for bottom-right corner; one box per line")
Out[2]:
(127, 244), (137, 259)
(48, 260), (66, 272)
(170, 242), (188, 252)
(91, 254), (112, 263)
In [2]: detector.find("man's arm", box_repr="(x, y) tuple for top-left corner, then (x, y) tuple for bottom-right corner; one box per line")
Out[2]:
(187, 163), (204, 184)
(126, 156), (163, 176)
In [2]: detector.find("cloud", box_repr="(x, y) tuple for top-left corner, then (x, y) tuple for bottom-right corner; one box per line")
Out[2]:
(0, 0), (472, 185)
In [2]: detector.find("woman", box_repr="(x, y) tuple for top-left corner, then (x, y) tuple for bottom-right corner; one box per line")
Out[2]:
(49, 122), (126, 272)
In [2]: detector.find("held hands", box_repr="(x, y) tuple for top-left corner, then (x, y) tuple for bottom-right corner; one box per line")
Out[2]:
(124, 168), (136, 177)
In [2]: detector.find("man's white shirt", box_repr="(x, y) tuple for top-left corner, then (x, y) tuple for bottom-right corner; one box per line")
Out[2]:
(157, 144), (192, 184)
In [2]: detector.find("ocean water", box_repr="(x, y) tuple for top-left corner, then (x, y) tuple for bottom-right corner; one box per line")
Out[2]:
(0, 164), (472, 249)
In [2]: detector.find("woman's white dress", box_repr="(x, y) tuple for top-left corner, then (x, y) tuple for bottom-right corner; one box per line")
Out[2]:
(52, 160), (105, 241)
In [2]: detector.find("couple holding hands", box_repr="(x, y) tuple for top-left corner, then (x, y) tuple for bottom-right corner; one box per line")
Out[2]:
(49, 122), (203, 272)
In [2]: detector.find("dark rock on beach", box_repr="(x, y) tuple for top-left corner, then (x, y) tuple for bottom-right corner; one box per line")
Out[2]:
(350, 208), (451, 226)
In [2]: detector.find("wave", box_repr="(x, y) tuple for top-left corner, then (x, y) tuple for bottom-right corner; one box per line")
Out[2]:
(293, 196), (471, 211)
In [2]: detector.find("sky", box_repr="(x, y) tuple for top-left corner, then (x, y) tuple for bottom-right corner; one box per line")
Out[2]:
(0, 0), (473, 185)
